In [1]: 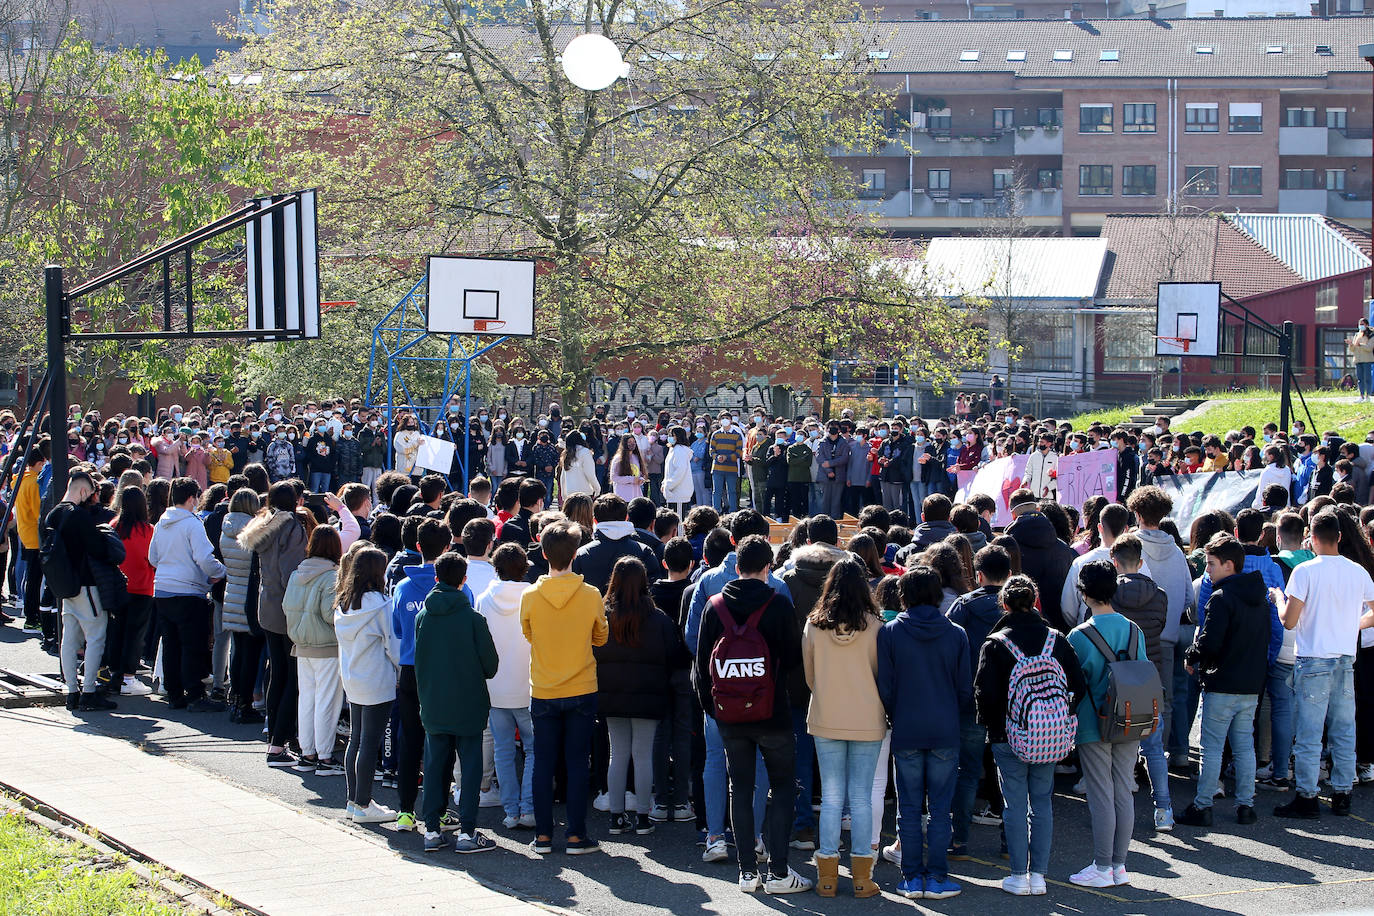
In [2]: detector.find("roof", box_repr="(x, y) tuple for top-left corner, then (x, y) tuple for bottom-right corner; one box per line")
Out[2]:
(921, 237), (1109, 299)
(873, 18), (1367, 78)
(1225, 213), (1372, 282)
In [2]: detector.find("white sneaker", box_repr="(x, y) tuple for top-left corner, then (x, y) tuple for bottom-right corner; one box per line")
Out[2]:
(1029, 873), (1047, 895)
(1255, 763), (1273, 780)
(345, 801), (360, 818)
(882, 842), (902, 867)
(1002, 873), (1032, 896)
(672, 804), (695, 822)
(120, 679), (153, 697)
(650, 804), (672, 822)
(1069, 864), (1114, 888)
(703, 838), (728, 863)
(1112, 865), (1130, 886)
(739, 871), (763, 892)
(479, 787), (502, 808)
(593, 792), (611, 812)
(352, 801), (396, 824)
(764, 868), (813, 894)
(503, 815), (520, 829)
(840, 814), (852, 832)
(1357, 763), (1374, 784)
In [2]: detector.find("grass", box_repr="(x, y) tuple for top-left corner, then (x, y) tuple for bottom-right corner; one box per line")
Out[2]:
(1065, 388), (1374, 435)
(0, 811), (190, 916)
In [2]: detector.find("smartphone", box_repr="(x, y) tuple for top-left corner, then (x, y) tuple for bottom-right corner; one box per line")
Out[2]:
(304, 492), (329, 512)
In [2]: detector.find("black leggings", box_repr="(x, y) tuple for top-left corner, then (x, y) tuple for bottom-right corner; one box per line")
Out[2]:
(103, 594), (153, 678)
(265, 631), (298, 748)
(397, 666), (424, 814)
(230, 631), (266, 709)
(347, 700), (393, 807)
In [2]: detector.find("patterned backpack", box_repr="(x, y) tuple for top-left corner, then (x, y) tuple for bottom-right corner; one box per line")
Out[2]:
(993, 630), (1077, 765)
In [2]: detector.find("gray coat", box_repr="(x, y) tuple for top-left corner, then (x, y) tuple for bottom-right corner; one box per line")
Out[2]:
(220, 511), (258, 635)
(238, 509), (307, 636)
(815, 436), (850, 484)
(846, 436), (873, 487)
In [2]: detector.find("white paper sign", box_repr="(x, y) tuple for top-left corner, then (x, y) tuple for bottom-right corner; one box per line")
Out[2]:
(415, 435), (456, 473)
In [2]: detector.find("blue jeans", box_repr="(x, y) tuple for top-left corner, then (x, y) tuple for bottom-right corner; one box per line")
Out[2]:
(992, 743), (1054, 877)
(950, 713), (987, 846)
(702, 714), (768, 839)
(892, 746), (958, 882)
(308, 471), (331, 494)
(692, 469), (709, 507)
(814, 736), (882, 858)
(1140, 725), (1171, 809)
(489, 706), (534, 819)
(1195, 691), (1258, 809)
(1294, 655), (1357, 796)
(711, 471), (738, 513)
(791, 706), (815, 831)
(531, 693), (597, 839)
(1359, 362), (1374, 398)
(1170, 624), (1198, 758)
(909, 480), (930, 522)
(537, 474), (555, 508)
(1264, 661), (1296, 780)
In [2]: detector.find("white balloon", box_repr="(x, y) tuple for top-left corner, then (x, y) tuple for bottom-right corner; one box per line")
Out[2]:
(561, 33), (626, 91)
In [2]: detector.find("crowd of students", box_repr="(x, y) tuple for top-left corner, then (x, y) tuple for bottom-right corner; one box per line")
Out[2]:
(5, 393), (1374, 901)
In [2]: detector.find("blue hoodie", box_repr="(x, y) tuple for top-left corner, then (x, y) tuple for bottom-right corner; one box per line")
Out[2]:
(1196, 548), (1284, 667)
(392, 563), (436, 666)
(684, 551), (793, 653)
(877, 604), (972, 751)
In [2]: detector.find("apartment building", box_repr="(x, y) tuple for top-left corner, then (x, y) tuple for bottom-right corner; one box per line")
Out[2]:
(846, 17), (1373, 233)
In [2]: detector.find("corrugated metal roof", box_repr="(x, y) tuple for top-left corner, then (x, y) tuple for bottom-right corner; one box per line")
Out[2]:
(1224, 213), (1371, 282)
(921, 237), (1108, 300)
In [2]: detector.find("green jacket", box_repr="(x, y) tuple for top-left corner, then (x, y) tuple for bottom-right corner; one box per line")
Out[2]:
(414, 582), (499, 736)
(281, 557), (338, 659)
(786, 443), (814, 483)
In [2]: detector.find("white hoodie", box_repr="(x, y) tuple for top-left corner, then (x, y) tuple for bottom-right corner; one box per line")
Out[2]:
(333, 591), (399, 706)
(478, 579), (533, 708)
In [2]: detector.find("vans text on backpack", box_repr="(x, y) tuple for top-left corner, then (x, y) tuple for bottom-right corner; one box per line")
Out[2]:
(993, 630), (1077, 764)
(1082, 621), (1161, 743)
(707, 593), (775, 724)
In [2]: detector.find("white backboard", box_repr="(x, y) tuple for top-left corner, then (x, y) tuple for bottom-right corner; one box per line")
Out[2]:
(1156, 282), (1220, 357)
(427, 256), (536, 337)
(246, 190), (321, 339)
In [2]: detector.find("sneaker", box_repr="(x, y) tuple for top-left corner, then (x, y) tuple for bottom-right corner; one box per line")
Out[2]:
(187, 697), (227, 713)
(346, 801), (360, 819)
(1055, 763), (1077, 776)
(266, 750), (296, 768)
(881, 842), (902, 867)
(395, 812), (417, 831)
(77, 692), (116, 711)
(840, 814), (852, 832)
(671, 804), (694, 822)
(503, 815), (521, 829)
(65, 693), (79, 712)
(352, 802), (396, 824)
(423, 831), (450, 852)
(1002, 874), (1032, 896)
(702, 838), (728, 863)
(1154, 806), (1175, 832)
(789, 827), (816, 850)
(381, 771), (398, 789)
(517, 814), (536, 829)
(1274, 794), (1321, 820)
(120, 679), (153, 697)
(1357, 764), (1374, 785)
(971, 806), (1002, 827)
(1070, 864), (1114, 888)
(896, 877), (924, 899)
(293, 755), (319, 773)
(1112, 865), (1130, 886)
(947, 842), (970, 861)
(624, 791), (637, 811)
(1255, 762), (1273, 780)
(438, 812), (460, 833)
(592, 791), (611, 812)
(1175, 803), (1212, 827)
(1071, 778), (1086, 794)
(1236, 805), (1257, 825)
(530, 837), (553, 854)
(314, 758), (344, 777)
(455, 831), (496, 854)
(924, 876), (961, 899)
(608, 813), (633, 835)
(635, 814), (655, 836)
(565, 837), (600, 855)
(739, 872), (763, 893)
(754, 835), (766, 857)
(649, 804), (672, 822)
(208, 686), (227, 703)
(1319, 761), (1331, 784)
(1330, 793), (1352, 817)
(1257, 775), (1293, 792)
(1029, 873), (1047, 896)
(479, 787), (502, 808)
(21, 620), (41, 631)
(764, 868), (813, 895)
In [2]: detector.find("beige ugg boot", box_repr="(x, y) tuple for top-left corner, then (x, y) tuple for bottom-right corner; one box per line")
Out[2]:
(851, 854), (881, 898)
(815, 852), (840, 897)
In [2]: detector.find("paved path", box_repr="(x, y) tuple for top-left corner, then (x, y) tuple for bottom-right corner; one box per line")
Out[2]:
(0, 707), (553, 916)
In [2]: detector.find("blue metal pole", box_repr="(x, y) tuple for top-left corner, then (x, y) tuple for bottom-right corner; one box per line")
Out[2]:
(463, 337), (476, 494)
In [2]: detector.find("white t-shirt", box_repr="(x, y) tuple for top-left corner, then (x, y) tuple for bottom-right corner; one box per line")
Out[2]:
(1284, 554), (1374, 659)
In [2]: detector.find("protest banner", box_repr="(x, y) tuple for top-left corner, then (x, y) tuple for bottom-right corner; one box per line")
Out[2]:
(1159, 470), (1261, 535)
(956, 454), (1028, 527)
(1055, 451), (1119, 522)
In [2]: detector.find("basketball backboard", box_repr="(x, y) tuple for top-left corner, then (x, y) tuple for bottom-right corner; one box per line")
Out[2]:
(427, 256), (536, 337)
(1156, 282), (1220, 358)
(247, 190), (321, 339)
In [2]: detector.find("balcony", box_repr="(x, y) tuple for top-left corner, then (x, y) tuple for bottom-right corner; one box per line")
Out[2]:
(1279, 188), (1329, 214)
(911, 129), (1014, 158)
(1279, 126), (1328, 156)
(1013, 125), (1064, 156)
(826, 132), (911, 157)
(1329, 128), (1373, 158)
(1328, 191), (1371, 220)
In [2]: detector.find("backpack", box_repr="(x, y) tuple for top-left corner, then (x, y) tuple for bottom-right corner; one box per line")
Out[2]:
(993, 630), (1077, 764)
(1082, 619), (1161, 743)
(706, 593), (775, 724)
(40, 507), (83, 602)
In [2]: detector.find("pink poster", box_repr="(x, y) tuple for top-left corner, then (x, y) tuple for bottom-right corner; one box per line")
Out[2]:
(1055, 451), (1119, 523)
(955, 454), (1029, 528)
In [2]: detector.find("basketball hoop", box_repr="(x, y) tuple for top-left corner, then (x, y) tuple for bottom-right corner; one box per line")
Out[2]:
(320, 300), (357, 310)
(1155, 336), (1191, 354)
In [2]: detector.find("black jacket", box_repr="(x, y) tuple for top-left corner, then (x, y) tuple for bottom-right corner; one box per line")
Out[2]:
(44, 500), (116, 588)
(974, 611), (1086, 744)
(879, 433), (913, 483)
(505, 439), (532, 475)
(594, 607), (690, 719)
(498, 508), (533, 546)
(1112, 572), (1167, 674)
(692, 577), (802, 737)
(1006, 510), (1078, 633)
(778, 542), (848, 706)
(909, 520), (956, 555)
(1116, 448), (1139, 501)
(946, 585), (1003, 675)
(572, 527), (662, 594)
(1184, 570), (1270, 696)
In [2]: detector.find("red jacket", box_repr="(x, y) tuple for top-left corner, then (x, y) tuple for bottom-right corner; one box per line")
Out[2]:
(119, 522), (155, 597)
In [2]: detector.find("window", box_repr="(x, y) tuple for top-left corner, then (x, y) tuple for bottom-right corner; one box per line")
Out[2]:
(1327, 107), (1348, 129)
(1015, 312), (1074, 372)
(868, 49), (891, 60)
(1285, 107), (1316, 127)
(1100, 49), (1120, 61)
(1122, 103), (1156, 133)
(1037, 107), (1062, 127)
(1214, 323), (1298, 377)
(1319, 328), (1351, 387)
(1185, 103), (1219, 132)
(1315, 281), (1340, 322)
(928, 168), (951, 190)
(1327, 168), (1346, 191)
(1006, 49), (1027, 61)
(927, 107), (951, 130)
(1195, 45), (1214, 54)
(1103, 314), (1157, 373)
(972, 4), (1017, 16)
(1184, 165), (1218, 195)
(960, 49), (981, 61)
(860, 168), (886, 197)
(1267, 45), (1285, 54)
(1079, 103), (1112, 133)
(993, 108), (1014, 130)
(1122, 165), (1156, 196)
(1228, 102), (1262, 133)
(993, 168), (1015, 190)
(1229, 166), (1262, 196)
(1282, 168), (1320, 189)
(1079, 164), (1112, 196)
(1037, 168), (1062, 189)
(1053, 49), (1072, 61)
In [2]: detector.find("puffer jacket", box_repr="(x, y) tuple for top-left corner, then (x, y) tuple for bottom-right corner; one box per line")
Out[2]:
(594, 605), (687, 720)
(281, 557), (339, 658)
(1111, 572), (1167, 672)
(779, 542), (849, 706)
(335, 436), (362, 480)
(238, 509), (308, 636)
(87, 525), (129, 614)
(220, 511), (260, 635)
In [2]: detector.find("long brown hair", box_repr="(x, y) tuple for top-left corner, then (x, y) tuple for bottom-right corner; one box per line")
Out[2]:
(614, 433), (641, 476)
(605, 556), (654, 648)
(337, 545), (388, 611)
(809, 558), (881, 631)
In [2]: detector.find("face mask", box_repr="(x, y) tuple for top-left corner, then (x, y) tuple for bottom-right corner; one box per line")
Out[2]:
(306, 412), (317, 420)
(498, 412), (507, 420)
(809, 430), (821, 440)
(627, 410), (636, 419)
(775, 436), (787, 445)
(369, 420), (379, 428)
(1070, 441), (1082, 451)
(729, 416), (739, 425)
(214, 441), (225, 449)
(914, 435), (926, 446)
(479, 414), (488, 422)
(448, 405), (460, 414)
(515, 432), (525, 441)
(172, 412), (183, 422)
(277, 432), (287, 440)
(783, 426), (794, 436)
(273, 413), (283, 422)
(95, 442), (104, 451)
(1152, 426), (1164, 437)
(965, 434), (976, 444)
(316, 424), (326, 431)
(142, 426), (151, 434)
(617, 428), (628, 436)
(538, 419), (548, 427)
(875, 429), (888, 439)
(288, 433), (297, 441)
(118, 437), (128, 444)
(1173, 443), (1182, 452)
(753, 416), (763, 426)
(1038, 443), (1049, 451)
(695, 432), (705, 440)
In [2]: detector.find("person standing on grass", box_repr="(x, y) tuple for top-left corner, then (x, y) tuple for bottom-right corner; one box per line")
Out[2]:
(416, 552), (500, 854)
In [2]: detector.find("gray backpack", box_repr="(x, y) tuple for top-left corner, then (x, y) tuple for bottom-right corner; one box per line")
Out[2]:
(1082, 620), (1161, 743)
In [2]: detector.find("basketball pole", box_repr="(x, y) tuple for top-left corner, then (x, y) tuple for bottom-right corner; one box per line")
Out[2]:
(1279, 319), (1293, 434)
(44, 264), (68, 505)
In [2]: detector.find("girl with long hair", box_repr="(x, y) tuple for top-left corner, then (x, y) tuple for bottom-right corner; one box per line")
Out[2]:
(107, 486), (154, 695)
(282, 525), (345, 774)
(610, 433), (646, 502)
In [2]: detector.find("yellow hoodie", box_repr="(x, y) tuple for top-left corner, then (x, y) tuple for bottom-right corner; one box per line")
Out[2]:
(14, 467), (43, 550)
(520, 572), (608, 700)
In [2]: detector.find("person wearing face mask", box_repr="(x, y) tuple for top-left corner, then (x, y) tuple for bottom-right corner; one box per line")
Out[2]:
(266, 425), (298, 482)
(708, 413), (744, 513)
(1024, 433), (1059, 500)
(547, 403), (563, 442)
(395, 416), (423, 480)
(744, 414), (771, 512)
(358, 416), (387, 499)
(955, 428), (982, 473)
(878, 422), (912, 514)
(531, 431), (560, 508)
(462, 420), (488, 484)
(180, 434), (209, 491)
(756, 426), (791, 518)
(207, 437), (234, 486)
(816, 423), (850, 519)
(643, 429), (666, 506)
(505, 426), (532, 479)
(786, 424), (816, 517)
(486, 424), (508, 494)
(690, 422), (712, 508)
(334, 424), (362, 486)
(610, 432), (646, 502)
(303, 421), (337, 494)
(152, 426), (181, 480)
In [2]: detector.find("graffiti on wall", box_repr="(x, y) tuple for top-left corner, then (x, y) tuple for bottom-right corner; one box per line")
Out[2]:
(492, 375), (811, 416)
